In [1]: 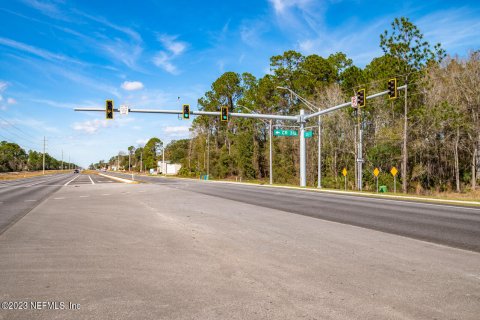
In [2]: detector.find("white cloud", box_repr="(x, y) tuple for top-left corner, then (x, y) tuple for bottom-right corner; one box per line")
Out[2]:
(153, 51), (178, 74)
(135, 138), (148, 146)
(157, 34), (187, 56)
(73, 119), (110, 134)
(0, 37), (85, 65)
(0, 81), (7, 92)
(101, 39), (143, 70)
(153, 34), (189, 75)
(164, 126), (189, 134)
(121, 81), (144, 91)
(7, 98), (17, 104)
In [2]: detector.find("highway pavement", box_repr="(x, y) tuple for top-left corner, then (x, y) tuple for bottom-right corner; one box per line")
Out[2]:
(104, 172), (480, 253)
(0, 173), (118, 235)
(0, 180), (479, 319)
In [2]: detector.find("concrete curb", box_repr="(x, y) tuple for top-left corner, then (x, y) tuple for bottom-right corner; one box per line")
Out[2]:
(98, 173), (138, 184)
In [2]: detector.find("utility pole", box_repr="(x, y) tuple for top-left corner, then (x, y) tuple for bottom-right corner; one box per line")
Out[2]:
(207, 129), (210, 178)
(402, 82), (408, 193)
(42, 136), (46, 175)
(140, 152), (143, 173)
(61, 149), (63, 171)
(357, 111), (364, 191)
(299, 109), (306, 187)
(277, 86), (322, 188)
(269, 119), (273, 185)
(162, 143), (165, 176)
(128, 151), (131, 172)
(317, 117), (322, 188)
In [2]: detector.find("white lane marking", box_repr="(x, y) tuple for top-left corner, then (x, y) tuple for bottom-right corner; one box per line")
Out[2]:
(53, 197), (65, 200)
(102, 193), (111, 196)
(79, 195), (89, 198)
(24, 199), (37, 202)
(0, 201), (3, 204)
(88, 175), (95, 185)
(25, 174), (67, 187)
(64, 175), (80, 186)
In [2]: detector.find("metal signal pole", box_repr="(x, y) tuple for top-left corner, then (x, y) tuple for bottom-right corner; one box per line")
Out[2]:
(75, 85), (406, 189)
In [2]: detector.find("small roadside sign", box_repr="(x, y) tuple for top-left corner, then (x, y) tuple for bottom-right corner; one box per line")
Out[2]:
(120, 105), (129, 115)
(304, 131), (314, 138)
(373, 168), (380, 177)
(390, 167), (398, 176)
(273, 129), (298, 137)
(351, 96), (357, 108)
(342, 168), (347, 177)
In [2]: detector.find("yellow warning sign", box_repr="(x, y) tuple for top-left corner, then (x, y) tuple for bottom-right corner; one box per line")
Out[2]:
(373, 168), (380, 177)
(390, 167), (398, 176)
(342, 168), (347, 177)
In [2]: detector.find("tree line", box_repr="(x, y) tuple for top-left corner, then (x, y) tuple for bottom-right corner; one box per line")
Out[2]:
(0, 140), (77, 172)
(95, 17), (480, 194)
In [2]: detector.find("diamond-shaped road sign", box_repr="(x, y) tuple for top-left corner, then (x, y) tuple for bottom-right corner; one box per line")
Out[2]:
(342, 168), (347, 177)
(373, 168), (380, 177)
(390, 166), (398, 176)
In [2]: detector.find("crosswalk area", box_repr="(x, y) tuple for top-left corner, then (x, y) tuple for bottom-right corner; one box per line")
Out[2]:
(65, 174), (119, 186)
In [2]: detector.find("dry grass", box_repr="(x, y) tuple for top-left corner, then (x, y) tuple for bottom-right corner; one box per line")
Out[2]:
(0, 170), (72, 181)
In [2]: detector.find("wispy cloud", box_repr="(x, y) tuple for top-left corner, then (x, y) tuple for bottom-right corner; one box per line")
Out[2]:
(75, 10), (142, 42)
(121, 81), (144, 91)
(417, 7), (480, 54)
(20, 0), (69, 21)
(73, 119), (111, 134)
(164, 125), (189, 134)
(163, 125), (190, 138)
(135, 138), (148, 146)
(0, 81), (7, 92)
(7, 98), (17, 104)
(153, 34), (189, 75)
(157, 34), (187, 55)
(0, 37), (85, 65)
(153, 51), (179, 74)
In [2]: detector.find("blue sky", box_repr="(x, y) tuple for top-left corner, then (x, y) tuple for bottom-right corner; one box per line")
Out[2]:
(1, 0), (479, 167)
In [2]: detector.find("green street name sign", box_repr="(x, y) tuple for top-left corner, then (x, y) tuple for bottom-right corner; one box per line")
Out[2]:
(304, 131), (314, 138)
(273, 129), (298, 137)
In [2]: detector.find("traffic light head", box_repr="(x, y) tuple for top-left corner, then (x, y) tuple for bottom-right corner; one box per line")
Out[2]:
(221, 106), (229, 122)
(388, 78), (397, 99)
(106, 100), (114, 120)
(356, 89), (366, 107)
(183, 104), (190, 119)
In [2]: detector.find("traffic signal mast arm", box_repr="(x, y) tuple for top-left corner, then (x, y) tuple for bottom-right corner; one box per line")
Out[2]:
(74, 107), (298, 121)
(304, 84), (407, 121)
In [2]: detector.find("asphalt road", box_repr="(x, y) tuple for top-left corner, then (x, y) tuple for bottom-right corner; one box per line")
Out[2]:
(0, 181), (478, 319)
(105, 172), (480, 253)
(0, 173), (118, 234)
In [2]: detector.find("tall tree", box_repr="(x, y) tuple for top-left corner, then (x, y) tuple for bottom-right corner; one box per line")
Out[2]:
(380, 17), (445, 193)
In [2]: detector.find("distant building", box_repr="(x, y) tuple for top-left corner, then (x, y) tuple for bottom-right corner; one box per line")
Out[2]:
(157, 161), (182, 175)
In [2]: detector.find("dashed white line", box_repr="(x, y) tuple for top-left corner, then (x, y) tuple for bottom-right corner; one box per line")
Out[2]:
(24, 199), (37, 202)
(102, 193), (111, 196)
(88, 175), (95, 185)
(79, 195), (89, 198)
(53, 197), (65, 200)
